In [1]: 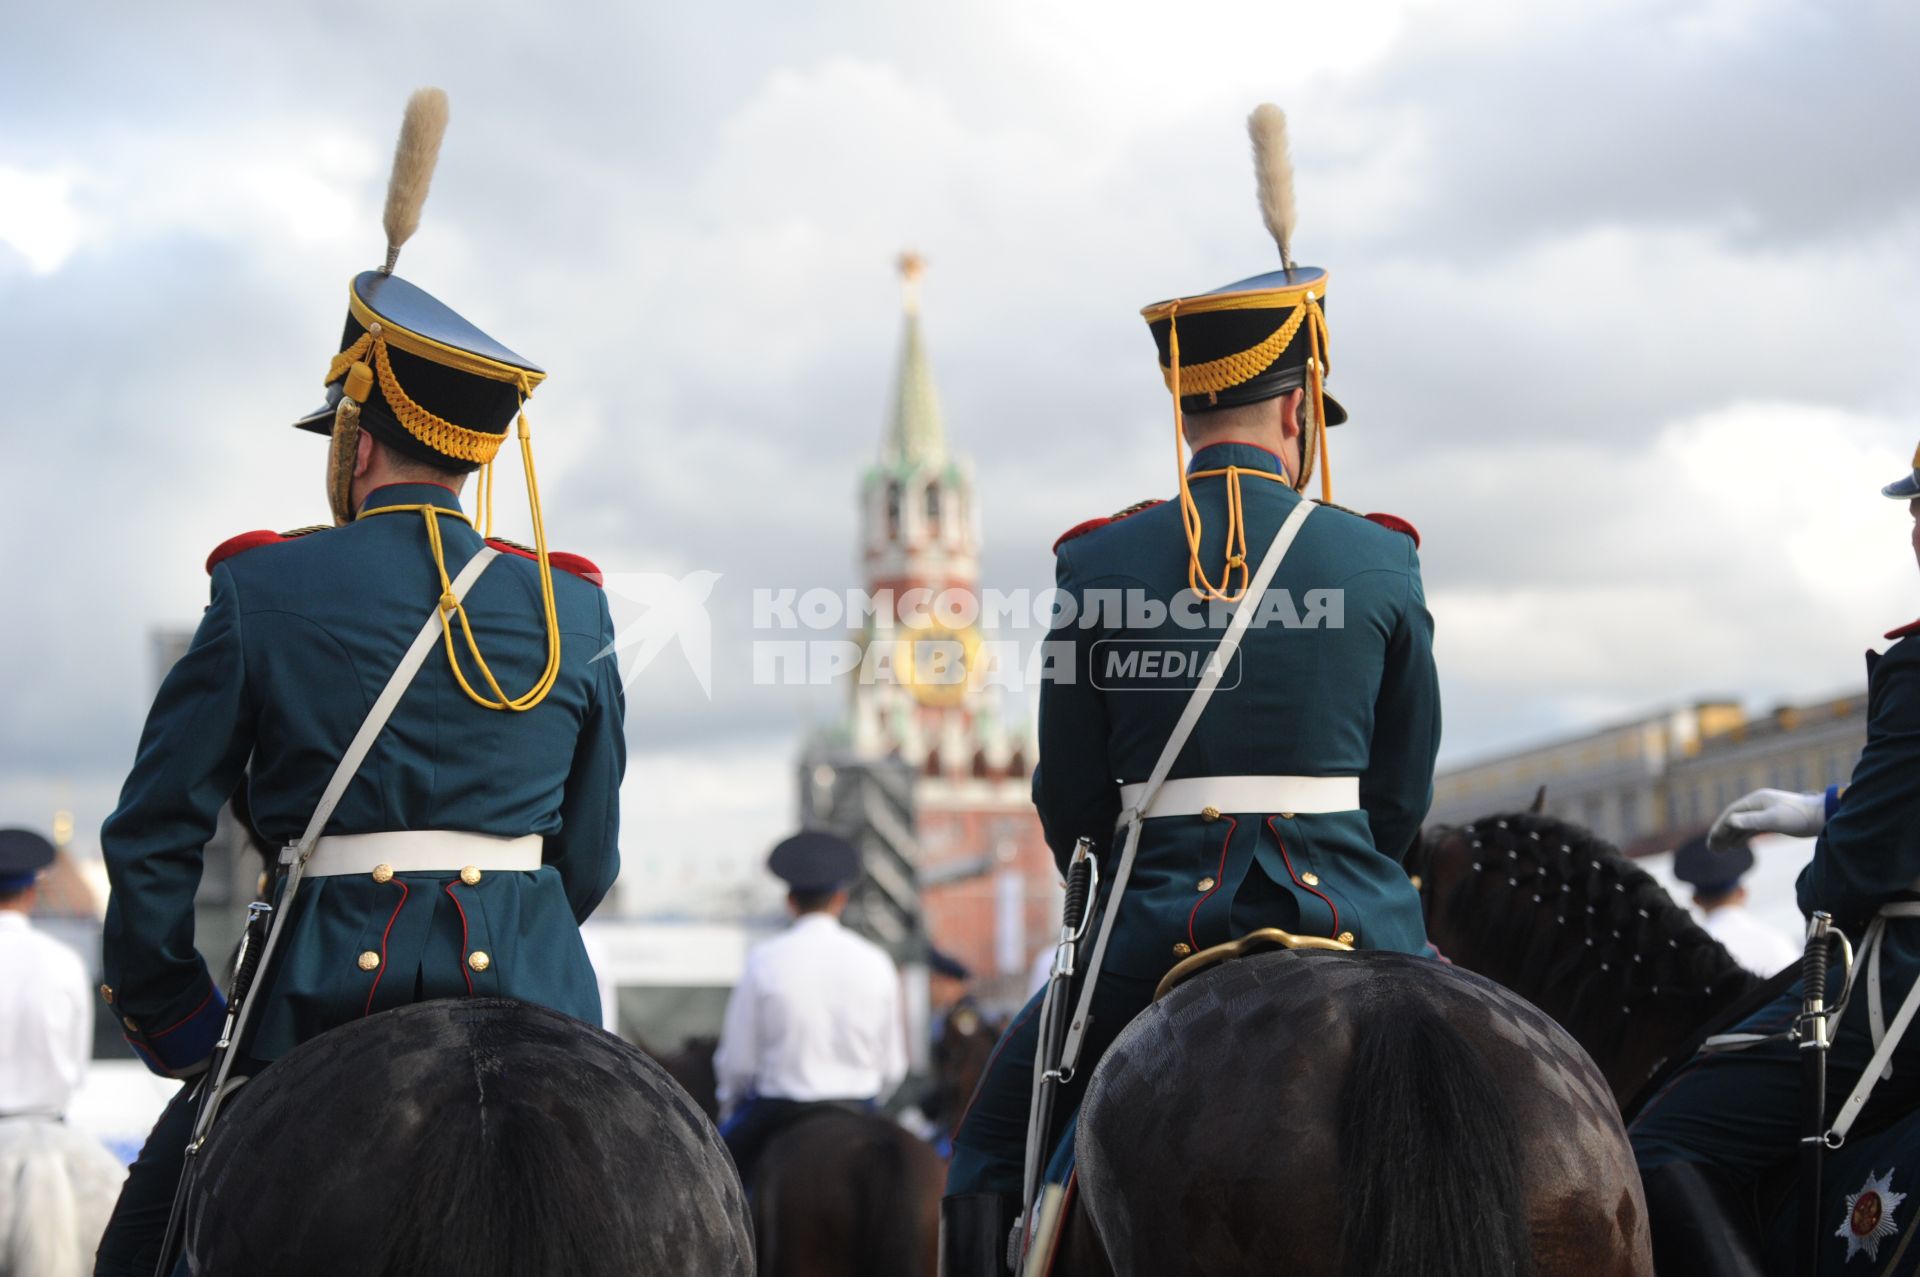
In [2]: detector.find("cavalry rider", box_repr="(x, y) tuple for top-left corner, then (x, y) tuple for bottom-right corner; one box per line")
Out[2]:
(0, 829), (93, 1123)
(1630, 445), (1920, 1275)
(93, 90), (623, 1277)
(942, 105), (1442, 1275)
(714, 831), (908, 1188)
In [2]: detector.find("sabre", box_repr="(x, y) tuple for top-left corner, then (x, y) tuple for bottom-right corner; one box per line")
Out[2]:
(1016, 837), (1099, 1266)
(153, 898), (275, 1276)
(1798, 910), (1842, 1277)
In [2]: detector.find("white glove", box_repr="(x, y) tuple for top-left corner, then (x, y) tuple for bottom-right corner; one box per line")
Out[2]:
(1707, 788), (1828, 852)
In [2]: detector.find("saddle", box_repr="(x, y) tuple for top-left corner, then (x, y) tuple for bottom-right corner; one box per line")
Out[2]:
(1153, 926), (1355, 1002)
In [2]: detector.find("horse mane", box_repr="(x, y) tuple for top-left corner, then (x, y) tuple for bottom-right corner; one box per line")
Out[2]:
(188, 999), (753, 1277)
(1420, 811), (1760, 1047)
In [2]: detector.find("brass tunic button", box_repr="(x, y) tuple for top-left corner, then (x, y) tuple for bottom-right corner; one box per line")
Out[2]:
(1337, 931), (1356, 945)
(1301, 872), (1321, 887)
(1196, 877), (1216, 892)
(357, 951), (381, 971)
(1279, 812), (1295, 820)
(122, 1015), (140, 1032)
(372, 863), (395, 884)
(1171, 942), (1193, 958)
(468, 951), (492, 972)
(1200, 805), (1221, 823)
(100, 984), (114, 1005)
(460, 865), (483, 886)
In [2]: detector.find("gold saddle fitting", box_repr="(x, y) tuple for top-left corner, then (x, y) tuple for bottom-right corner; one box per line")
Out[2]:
(1153, 926), (1354, 1002)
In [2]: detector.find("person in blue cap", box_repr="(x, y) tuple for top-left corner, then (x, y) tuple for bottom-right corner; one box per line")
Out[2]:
(92, 90), (623, 1277)
(941, 104), (1442, 1275)
(713, 831), (908, 1190)
(1628, 443), (1920, 1275)
(1670, 835), (1796, 975)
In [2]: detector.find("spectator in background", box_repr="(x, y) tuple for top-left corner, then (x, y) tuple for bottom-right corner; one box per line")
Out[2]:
(714, 832), (908, 1190)
(0, 829), (90, 1118)
(1672, 834), (1798, 976)
(0, 827), (124, 1277)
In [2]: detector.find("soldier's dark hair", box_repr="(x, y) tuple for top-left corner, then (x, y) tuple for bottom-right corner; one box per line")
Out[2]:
(373, 436), (473, 485)
(788, 887), (839, 914)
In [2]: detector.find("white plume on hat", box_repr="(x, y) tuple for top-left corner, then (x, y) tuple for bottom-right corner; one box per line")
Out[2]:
(381, 87), (450, 274)
(1247, 103), (1296, 270)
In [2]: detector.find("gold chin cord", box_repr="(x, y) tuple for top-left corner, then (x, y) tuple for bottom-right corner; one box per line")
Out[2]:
(338, 360), (562, 714)
(421, 378), (562, 713)
(1170, 295), (1333, 604)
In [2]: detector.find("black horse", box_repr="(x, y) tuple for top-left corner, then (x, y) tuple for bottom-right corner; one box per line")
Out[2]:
(749, 1107), (944, 1277)
(1416, 812), (1920, 1276)
(1037, 947), (1652, 1276)
(1414, 810), (1764, 1109)
(183, 998), (753, 1276)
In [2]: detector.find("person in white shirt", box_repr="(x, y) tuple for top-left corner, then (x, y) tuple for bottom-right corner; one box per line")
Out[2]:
(714, 831), (908, 1188)
(0, 829), (91, 1120)
(1672, 835), (1798, 976)
(0, 827), (124, 1277)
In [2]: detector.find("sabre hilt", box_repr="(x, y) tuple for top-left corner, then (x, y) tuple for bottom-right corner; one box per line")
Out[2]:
(1802, 913), (1832, 1031)
(1063, 837), (1095, 936)
(228, 902), (274, 1011)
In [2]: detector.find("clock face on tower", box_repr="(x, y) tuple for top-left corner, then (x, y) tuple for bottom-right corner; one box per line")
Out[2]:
(893, 624), (983, 707)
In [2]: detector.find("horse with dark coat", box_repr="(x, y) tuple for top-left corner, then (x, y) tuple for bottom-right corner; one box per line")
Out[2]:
(1413, 810), (1765, 1109)
(635, 1030), (946, 1276)
(1415, 812), (1920, 1276)
(748, 1107), (944, 1277)
(1026, 945), (1651, 1276)
(183, 999), (752, 1277)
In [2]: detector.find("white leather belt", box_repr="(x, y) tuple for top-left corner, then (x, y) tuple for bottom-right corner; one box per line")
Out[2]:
(303, 832), (543, 878)
(1118, 775), (1360, 820)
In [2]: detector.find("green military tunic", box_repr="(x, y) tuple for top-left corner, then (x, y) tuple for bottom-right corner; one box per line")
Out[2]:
(946, 440), (1441, 1199)
(1035, 440), (1442, 975)
(100, 482), (624, 1073)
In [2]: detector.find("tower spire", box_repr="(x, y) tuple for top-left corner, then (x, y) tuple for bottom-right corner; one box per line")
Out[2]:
(885, 250), (946, 468)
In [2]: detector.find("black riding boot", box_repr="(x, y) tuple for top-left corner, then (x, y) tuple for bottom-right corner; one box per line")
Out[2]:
(1642, 1161), (1768, 1277)
(941, 1192), (1018, 1277)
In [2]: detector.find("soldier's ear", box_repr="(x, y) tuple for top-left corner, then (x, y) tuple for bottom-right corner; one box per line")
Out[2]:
(353, 428), (377, 478)
(1281, 388), (1307, 440)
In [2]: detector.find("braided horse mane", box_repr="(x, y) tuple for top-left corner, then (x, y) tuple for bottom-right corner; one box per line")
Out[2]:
(1417, 811), (1761, 1055)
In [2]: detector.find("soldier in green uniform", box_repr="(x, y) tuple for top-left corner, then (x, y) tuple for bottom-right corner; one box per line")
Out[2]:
(93, 90), (624, 1277)
(942, 105), (1442, 1275)
(1629, 444), (1920, 1276)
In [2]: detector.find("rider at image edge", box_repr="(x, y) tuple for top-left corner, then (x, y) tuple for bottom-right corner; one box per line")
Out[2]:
(89, 89), (624, 1277)
(940, 103), (1443, 1276)
(1629, 452), (1920, 1275)
(713, 829), (910, 1190)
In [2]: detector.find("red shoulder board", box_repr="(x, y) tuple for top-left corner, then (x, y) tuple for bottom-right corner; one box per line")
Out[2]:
(1053, 499), (1164, 553)
(485, 537), (604, 587)
(1364, 512), (1420, 549)
(1886, 618), (1920, 640)
(205, 525), (329, 574)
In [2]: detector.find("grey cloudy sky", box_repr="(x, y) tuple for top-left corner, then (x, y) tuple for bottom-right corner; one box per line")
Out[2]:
(3, 0), (1916, 899)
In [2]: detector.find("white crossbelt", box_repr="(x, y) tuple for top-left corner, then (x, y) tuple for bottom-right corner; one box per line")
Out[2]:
(1829, 901), (1920, 1144)
(1117, 775), (1359, 820)
(303, 831), (543, 878)
(1057, 498), (1318, 1075)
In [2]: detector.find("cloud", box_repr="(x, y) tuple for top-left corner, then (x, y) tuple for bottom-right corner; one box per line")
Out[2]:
(1429, 401), (1915, 763)
(5, 0), (1918, 897)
